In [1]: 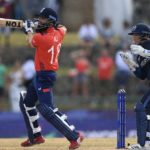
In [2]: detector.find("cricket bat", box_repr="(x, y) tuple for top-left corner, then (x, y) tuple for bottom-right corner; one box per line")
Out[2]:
(0, 18), (24, 28)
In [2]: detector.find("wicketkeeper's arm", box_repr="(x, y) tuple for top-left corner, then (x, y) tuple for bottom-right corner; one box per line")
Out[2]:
(133, 67), (146, 80)
(119, 51), (146, 80)
(119, 51), (139, 72)
(130, 44), (150, 58)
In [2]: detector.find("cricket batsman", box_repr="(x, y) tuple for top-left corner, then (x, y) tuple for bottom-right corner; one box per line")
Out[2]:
(19, 8), (84, 150)
(119, 23), (150, 149)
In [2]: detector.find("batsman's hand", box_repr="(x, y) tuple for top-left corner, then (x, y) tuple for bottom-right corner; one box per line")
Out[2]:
(119, 51), (139, 72)
(23, 20), (34, 34)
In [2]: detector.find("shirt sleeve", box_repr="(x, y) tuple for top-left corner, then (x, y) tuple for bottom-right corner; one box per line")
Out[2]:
(32, 34), (40, 47)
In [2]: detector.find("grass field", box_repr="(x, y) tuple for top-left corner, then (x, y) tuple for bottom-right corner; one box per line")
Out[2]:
(0, 138), (136, 150)
(0, 32), (80, 47)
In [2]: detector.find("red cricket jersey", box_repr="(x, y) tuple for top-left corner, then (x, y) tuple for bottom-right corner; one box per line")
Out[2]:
(32, 27), (65, 71)
(97, 57), (114, 80)
(75, 58), (89, 73)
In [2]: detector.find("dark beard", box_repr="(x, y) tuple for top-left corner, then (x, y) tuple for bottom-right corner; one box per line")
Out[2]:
(35, 25), (49, 33)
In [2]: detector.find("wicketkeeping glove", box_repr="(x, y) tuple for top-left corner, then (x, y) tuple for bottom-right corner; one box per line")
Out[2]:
(119, 51), (139, 72)
(23, 20), (34, 34)
(130, 44), (150, 57)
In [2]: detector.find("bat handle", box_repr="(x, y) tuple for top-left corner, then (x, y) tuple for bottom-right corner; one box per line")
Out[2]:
(22, 22), (35, 28)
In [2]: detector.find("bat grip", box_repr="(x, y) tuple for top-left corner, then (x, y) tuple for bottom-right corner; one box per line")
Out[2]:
(22, 22), (35, 28)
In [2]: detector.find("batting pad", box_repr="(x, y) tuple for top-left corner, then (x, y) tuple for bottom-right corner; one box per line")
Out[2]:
(19, 91), (41, 142)
(37, 103), (78, 141)
(135, 102), (147, 146)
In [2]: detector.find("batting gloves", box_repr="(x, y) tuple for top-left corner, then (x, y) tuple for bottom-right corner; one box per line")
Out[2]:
(23, 20), (34, 34)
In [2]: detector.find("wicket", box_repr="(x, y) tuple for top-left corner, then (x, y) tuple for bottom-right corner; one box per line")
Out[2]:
(117, 89), (126, 149)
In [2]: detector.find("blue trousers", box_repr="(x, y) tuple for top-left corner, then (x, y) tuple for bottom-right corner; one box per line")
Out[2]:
(24, 71), (56, 108)
(21, 70), (78, 141)
(135, 89), (150, 146)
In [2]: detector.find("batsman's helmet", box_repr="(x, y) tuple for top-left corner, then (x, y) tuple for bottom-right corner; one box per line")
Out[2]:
(35, 8), (58, 32)
(39, 8), (58, 24)
(128, 23), (150, 37)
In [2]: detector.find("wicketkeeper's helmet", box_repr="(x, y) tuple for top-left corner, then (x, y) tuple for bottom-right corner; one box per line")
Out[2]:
(128, 23), (150, 37)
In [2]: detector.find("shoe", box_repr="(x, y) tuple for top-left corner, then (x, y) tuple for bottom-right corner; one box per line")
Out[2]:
(128, 143), (143, 150)
(69, 132), (84, 150)
(145, 141), (150, 149)
(21, 136), (45, 147)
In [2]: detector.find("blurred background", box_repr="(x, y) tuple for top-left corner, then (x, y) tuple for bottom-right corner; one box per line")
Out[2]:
(0, 0), (150, 138)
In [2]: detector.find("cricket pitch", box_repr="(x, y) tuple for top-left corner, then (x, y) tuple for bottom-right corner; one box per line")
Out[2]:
(0, 138), (136, 150)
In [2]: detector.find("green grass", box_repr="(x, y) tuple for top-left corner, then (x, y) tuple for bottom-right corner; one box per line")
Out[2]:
(0, 32), (79, 47)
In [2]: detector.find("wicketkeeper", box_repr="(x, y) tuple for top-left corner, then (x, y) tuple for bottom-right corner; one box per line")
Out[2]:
(120, 23), (150, 149)
(19, 8), (84, 150)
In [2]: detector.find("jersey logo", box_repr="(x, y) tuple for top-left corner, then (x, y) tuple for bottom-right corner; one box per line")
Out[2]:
(42, 88), (50, 92)
(131, 25), (136, 32)
(38, 87), (42, 91)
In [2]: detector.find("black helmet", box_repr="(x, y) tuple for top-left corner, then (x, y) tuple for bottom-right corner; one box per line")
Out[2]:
(128, 23), (150, 37)
(35, 8), (58, 32)
(39, 8), (58, 24)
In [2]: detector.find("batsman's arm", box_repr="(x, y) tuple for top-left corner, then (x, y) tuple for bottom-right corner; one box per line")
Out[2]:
(26, 33), (34, 47)
(60, 26), (67, 33)
(58, 24), (67, 34)
(23, 20), (35, 47)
